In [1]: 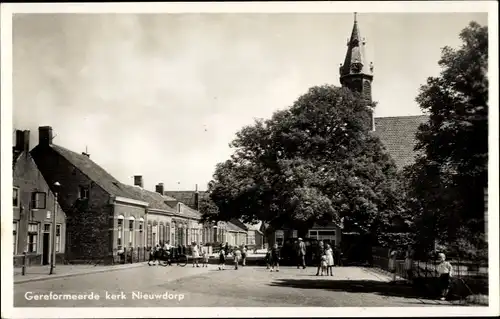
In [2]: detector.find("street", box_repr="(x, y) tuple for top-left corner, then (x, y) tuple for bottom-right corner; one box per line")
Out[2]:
(14, 265), (454, 307)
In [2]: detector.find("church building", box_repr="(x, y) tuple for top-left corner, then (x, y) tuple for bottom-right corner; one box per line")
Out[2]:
(264, 13), (428, 248)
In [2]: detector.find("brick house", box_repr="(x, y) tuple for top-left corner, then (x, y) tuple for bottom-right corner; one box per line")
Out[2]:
(165, 190), (248, 247)
(13, 130), (67, 267)
(29, 126), (214, 264)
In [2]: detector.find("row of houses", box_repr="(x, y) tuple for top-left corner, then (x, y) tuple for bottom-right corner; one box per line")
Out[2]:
(12, 126), (260, 266)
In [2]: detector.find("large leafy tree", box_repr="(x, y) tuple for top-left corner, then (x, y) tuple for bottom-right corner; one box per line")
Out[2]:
(203, 85), (404, 238)
(406, 21), (488, 257)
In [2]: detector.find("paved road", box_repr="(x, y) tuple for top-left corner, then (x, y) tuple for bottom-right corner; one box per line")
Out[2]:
(14, 265), (453, 307)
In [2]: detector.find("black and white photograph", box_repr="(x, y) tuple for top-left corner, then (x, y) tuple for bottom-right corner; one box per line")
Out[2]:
(1, 1), (498, 318)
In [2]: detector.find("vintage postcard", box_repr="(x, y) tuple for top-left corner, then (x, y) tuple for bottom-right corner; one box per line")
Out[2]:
(1, 1), (498, 318)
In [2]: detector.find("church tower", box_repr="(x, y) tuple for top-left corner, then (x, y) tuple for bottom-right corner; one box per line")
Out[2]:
(339, 13), (375, 130)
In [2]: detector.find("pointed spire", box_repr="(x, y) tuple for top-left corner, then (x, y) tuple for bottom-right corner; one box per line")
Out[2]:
(339, 13), (373, 79)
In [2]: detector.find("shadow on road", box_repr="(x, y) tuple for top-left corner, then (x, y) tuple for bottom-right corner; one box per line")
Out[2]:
(268, 278), (435, 300)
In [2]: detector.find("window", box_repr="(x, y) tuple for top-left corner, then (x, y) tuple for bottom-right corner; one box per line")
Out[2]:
(27, 223), (39, 253)
(139, 221), (143, 246)
(166, 224), (171, 244)
(128, 220), (134, 247)
(79, 186), (89, 199)
(247, 233), (255, 245)
(147, 222), (152, 247)
(31, 192), (46, 209)
(56, 224), (61, 252)
(13, 187), (19, 208)
(117, 219), (123, 250)
(309, 230), (336, 242)
(13, 222), (18, 254)
(44, 224), (51, 232)
(159, 224), (164, 245)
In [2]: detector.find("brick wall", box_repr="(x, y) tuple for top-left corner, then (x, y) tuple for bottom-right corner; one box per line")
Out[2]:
(31, 145), (112, 263)
(13, 152), (67, 264)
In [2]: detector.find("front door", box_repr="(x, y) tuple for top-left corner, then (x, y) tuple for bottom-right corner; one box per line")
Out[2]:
(42, 233), (50, 265)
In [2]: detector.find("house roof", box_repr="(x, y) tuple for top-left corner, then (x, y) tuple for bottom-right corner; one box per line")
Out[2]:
(164, 190), (209, 209)
(226, 220), (247, 233)
(119, 184), (177, 213)
(245, 221), (263, 231)
(178, 202), (203, 220)
(374, 115), (428, 170)
(47, 144), (192, 215)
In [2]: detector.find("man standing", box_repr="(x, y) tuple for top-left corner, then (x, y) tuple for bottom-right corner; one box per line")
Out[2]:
(164, 241), (172, 266)
(297, 238), (306, 269)
(315, 241), (325, 276)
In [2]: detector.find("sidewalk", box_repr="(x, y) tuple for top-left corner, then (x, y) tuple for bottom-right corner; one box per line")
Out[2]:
(14, 262), (148, 284)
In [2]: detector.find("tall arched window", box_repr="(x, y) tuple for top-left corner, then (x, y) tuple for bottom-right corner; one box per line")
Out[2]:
(171, 222), (176, 245)
(128, 216), (135, 247)
(139, 217), (144, 247)
(117, 215), (125, 250)
(159, 222), (164, 245)
(166, 223), (171, 244)
(152, 221), (158, 246)
(147, 221), (153, 248)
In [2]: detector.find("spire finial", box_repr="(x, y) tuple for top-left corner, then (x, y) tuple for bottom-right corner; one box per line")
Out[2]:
(354, 12), (357, 23)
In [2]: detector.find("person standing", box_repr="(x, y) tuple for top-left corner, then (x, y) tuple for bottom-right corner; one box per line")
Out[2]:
(218, 247), (226, 270)
(192, 242), (200, 267)
(325, 243), (334, 276)
(404, 245), (414, 283)
(241, 244), (248, 266)
(200, 243), (209, 267)
(224, 242), (230, 257)
(388, 246), (398, 282)
(297, 238), (307, 269)
(234, 247), (242, 270)
(265, 247), (272, 269)
(270, 244), (280, 272)
(315, 241), (325, 276)
(436, 253), (453, 300)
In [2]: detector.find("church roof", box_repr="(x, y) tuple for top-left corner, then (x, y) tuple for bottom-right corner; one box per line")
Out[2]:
(374, 115), (429, 170)
(340, 13), (373, 80)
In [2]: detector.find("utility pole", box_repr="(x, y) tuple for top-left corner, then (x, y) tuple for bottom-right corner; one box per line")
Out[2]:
(50, 182), (61, 275)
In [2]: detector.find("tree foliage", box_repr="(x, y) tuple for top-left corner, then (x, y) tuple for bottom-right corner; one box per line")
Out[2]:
(203, 85), (404, 236)
(405, 21), (488, 254)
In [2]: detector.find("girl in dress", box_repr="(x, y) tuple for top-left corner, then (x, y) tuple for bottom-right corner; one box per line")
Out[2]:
(218, 248), (226, 270)
(325, 243), (334, 276)
(200, 243), (209, 267)
(191, 242), (200, 267)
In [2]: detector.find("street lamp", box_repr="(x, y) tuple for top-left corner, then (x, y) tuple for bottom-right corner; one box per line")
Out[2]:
(49, 181), (61, 275)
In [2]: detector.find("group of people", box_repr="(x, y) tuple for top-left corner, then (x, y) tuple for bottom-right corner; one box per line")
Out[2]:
(217, 243), (249, 270)
(264, 238), (337, 275)
(388, 245), (454, 301)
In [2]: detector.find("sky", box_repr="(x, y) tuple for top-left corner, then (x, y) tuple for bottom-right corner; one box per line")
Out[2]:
(11, 12), (488, 192)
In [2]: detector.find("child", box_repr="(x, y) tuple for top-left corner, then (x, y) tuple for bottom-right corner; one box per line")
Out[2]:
(192, 242), (200, 268)
(233, 247), (242, 270)
(265, 248), (271, 269)
(148, 245), (157, 266)
(270, 244), (280, 272)
(201, 243), (209, 267)
(218, 248), (226, 270)
(320, 255), (328, 276)
(436, 253), (453, 300)
(241, 245), (248, 266)
(325, 243), (334, 276)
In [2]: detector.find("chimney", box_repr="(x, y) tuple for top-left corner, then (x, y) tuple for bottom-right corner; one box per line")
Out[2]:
(14, 130), (30, 156)
(155, 182), (164, 195)
(194, 184), (199, 211)
(38, 126), (53, 146)
(134, 175), (143, 188)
